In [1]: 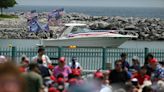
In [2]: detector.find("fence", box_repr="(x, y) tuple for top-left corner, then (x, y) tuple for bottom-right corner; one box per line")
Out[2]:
(0, 46), (164, 70)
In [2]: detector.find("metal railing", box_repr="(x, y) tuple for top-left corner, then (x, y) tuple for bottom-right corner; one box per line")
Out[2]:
(0, 46), (164, 70)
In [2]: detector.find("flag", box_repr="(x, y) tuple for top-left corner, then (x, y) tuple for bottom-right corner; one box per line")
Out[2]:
(28, 18), (41, 32)
(41, 23), (49, 32)
(48, 8), (64, 21)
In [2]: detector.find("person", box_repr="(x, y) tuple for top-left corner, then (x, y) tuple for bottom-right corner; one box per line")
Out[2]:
(142, 86), (153, 92)
(133, 66), (150, 85)
(144, 53), (154, 66)
(149, 58), (164, 81)
(53, 57), (72, 79)
(22, 63), (44, 92)
(0, 61), (26, 92)
(32, 47), (52, 67)
(69, 57), (81, 69)
(94, 70), (112, 92)
(37, 58), (51, 78)
(19, 56), (29, 73)
(120, 53), (130, 70)
(109, 60), (130, 84)
(130, 56), (140, 71)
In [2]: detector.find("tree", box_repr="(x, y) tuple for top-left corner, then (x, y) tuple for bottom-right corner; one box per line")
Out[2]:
(0, 0), (17, 15)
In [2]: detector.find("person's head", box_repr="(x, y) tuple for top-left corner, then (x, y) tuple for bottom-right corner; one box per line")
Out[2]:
(20, 56), (29, 67)
(140, 66), (147, 75)
(149, 58), (158, 69)
(132, 56), (140, 66)
(72, 57), (77, 62)
(125, 83), (138, 92)
(0, 62), (25, 92)
(94, 71), (104, 81)
(38, 47), (45, 56)
(72, 69), (81, 78)
(0, 55), (7, 63)
(58, 57), (66, 68)
(142, 86), (153, 92)
(28, 63), (40, 74)
(120, 53), (127, 61)
(147, 53), (154, 61)
(115, 60), (123, 71)
(159, 61), (164, 67)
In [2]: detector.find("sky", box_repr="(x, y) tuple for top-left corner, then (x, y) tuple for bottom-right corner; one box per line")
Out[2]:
(16, 0), (164, 7)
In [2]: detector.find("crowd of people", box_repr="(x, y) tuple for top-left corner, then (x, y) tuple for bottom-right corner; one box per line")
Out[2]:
(0, 47), (164, 92)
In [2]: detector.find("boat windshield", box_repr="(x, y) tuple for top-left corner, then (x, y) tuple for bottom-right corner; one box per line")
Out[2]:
(71, 26), (91, 34)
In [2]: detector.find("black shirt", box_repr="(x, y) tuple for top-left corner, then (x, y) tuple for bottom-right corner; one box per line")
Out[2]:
(109, 69), (130, 84)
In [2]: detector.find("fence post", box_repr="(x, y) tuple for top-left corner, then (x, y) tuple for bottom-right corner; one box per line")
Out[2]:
(102, 47), (106, 70)
(58, 47), (62, 58)
(11, 46), (16, 63)
(144, 47), (149, 59)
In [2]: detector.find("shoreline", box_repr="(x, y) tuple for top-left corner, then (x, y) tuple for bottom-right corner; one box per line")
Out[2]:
(0, 12), (164, 40)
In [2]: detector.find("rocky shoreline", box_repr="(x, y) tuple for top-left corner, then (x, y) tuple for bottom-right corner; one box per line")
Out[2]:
(0, 13), (164, 40)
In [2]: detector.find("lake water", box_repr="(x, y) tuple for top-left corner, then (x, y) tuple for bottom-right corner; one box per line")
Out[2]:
(4, 5), (164, 19)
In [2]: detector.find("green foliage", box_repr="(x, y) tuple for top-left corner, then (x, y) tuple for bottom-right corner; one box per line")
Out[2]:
(0, 14), (18, 18)
(0, 0), (17, 9)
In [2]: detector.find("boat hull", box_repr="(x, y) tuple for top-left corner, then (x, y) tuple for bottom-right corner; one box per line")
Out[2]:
(41, 37), (129, 47)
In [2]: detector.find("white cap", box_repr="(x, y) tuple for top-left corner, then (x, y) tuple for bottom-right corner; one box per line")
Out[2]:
(131, 78), (138, 82)
(132, 56), (139, 60)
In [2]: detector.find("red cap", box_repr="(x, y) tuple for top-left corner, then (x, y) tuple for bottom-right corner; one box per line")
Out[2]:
(68, 78), (77, 85)
(94, 71), (104, 79)
(59, 57), (65, 63)
(48, 87), (59, 92)
(72, 69), (81, 76)
(150, 58), (158, 64)
(50, 76), (56, 81)
(48, 65), (54, 70)
(57, 78), (65, 84)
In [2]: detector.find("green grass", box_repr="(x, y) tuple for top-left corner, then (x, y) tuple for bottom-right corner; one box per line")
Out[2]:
(0, 14), (18, 18)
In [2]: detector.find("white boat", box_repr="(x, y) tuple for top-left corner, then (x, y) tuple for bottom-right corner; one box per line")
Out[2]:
(40, 23), (137, 47)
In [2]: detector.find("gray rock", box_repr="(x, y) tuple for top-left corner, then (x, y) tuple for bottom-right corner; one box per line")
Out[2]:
(124, 25), (137, 30)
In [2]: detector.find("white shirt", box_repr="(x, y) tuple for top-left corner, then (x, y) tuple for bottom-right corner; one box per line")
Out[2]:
(69, 62), (81, 69)
(32, 54), (52, 67)
(100, 85), (112, 92)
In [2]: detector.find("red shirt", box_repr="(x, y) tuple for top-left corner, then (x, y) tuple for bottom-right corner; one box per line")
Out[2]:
(133, 73), (150, 85)
(19, 66), (26, 73)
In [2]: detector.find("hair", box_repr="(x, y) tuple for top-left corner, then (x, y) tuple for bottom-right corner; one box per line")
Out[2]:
(0, 62), (20, 76)
(28, 63), (39, 71)
(120, 53), (127, 57)
(115, 59), (122, 65)
(142, 86), (153, 92)
(21, 56), (26, 62)
(37, 47), (45, 53)
(0, 61), (26, 92)
(145, 53), (154, 65)
(57, 73), (64, 79)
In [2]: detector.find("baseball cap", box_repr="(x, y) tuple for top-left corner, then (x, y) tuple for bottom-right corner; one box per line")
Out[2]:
(59, 57), (65, 63)
(94, 71), (104, 79)
(149, 58), (158, 64)
(72, 69), (81, 76)
(132, 56), (139, 60)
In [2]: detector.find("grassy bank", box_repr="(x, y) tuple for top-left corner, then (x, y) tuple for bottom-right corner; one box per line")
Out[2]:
(0, 14), (18, 18)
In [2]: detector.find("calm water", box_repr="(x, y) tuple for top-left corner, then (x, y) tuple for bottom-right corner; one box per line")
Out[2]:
(4, 5), (164, 19)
